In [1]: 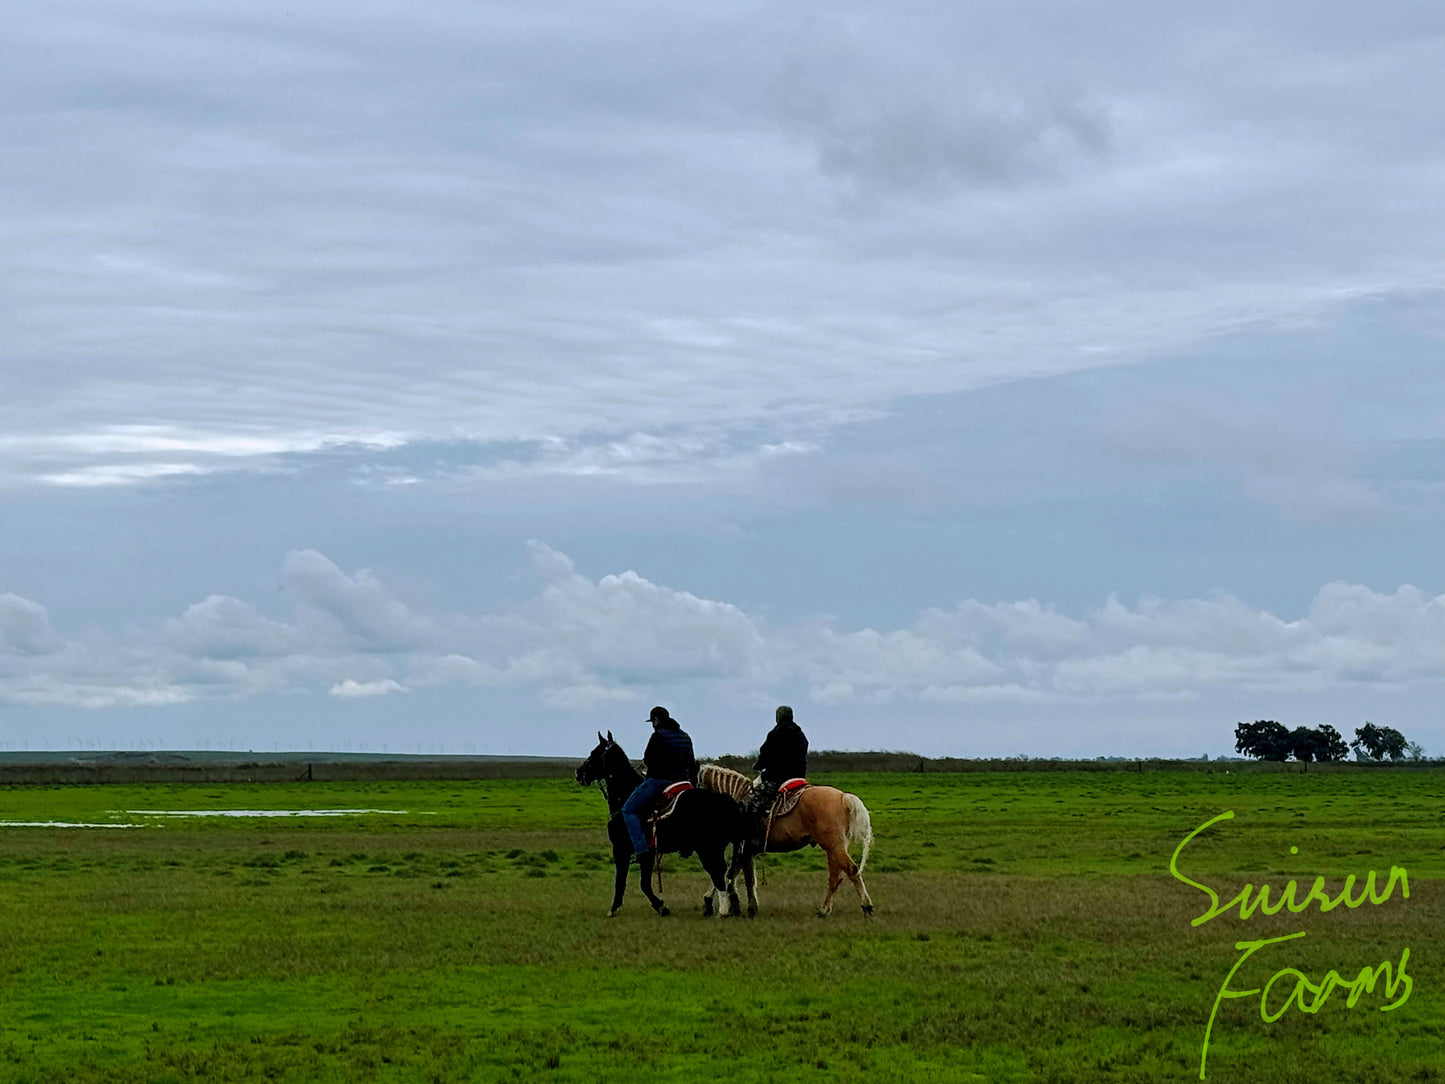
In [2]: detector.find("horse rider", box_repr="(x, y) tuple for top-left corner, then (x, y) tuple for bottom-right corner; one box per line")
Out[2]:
(619, 706), (698, 861)
(744, 704), (809, 850)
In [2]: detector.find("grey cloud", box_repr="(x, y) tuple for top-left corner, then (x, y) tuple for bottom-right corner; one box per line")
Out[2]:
(775, 47), (1112, 193)
(162, 595), (296, 659)
(916, 600), (1092, 660)
(3, 545), (1443, 713)
(0, 595), (63, 655)
(541, 683), (641, 712)
(7, 1), (1445, 493)
(281, 549), (439, 652)
(6, 2), (1445, 753)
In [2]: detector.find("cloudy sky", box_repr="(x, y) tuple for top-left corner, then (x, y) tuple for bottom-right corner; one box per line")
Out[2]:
(3, 1), (1443, 758)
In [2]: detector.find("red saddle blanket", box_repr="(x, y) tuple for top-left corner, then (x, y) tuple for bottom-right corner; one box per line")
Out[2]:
(771, 778), (810, 817)
(647, 782), (694, 851)
(651, 781), (693, 822)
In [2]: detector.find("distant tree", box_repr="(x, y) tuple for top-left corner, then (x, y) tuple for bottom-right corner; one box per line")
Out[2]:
(1287, 725), (1348, 763)
(1289, 727), (1322, 763)
(1315, 725), (1349, 762)
(1235, 720), (1291, 761)
(1405, 741), (1427, 762)
(1352, 723), (1382, 759)
(1352, 722), (1410, 761)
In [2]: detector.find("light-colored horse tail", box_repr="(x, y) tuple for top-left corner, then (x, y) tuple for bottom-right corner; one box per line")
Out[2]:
(844, 792), (872, 875)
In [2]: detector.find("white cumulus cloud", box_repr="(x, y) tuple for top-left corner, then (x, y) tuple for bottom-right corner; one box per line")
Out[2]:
(329, 678), (408, 699)
(1, 546), (1442, 714)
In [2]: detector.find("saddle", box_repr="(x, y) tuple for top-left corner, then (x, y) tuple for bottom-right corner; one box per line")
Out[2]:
(769, 778), (809, 818)
(655, 780), (693, 818)
(646, 781), (693, 851)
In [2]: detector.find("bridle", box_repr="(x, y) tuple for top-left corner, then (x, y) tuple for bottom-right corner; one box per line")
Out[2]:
(580, 739), (618, 805)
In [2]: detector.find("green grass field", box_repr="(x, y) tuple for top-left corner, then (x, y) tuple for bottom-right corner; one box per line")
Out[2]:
(1, 769), (1442, 1082)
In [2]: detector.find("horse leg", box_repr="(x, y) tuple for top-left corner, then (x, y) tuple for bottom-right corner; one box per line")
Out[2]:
(719, 843), (743, 917)
(700, 848), (720, 917)
(722, 843), (750, 917)
(818, 852), (844, 917)
(638, 852), (669, 917)
(725, 861), (743, 919)
(742, 855), (759, 917)
(817, 824), (853, 917)
(847, 860), (873, 915)
(699, 846), (730, 917)
(608, 846), (629, 917)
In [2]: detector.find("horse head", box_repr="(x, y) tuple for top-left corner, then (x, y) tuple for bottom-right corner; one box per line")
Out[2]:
(576, 731), (628, 786)
(575, 731), (609, 786)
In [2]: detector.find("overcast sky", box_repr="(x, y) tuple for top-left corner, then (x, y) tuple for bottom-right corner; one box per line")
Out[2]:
(3, 1), (1443, 758)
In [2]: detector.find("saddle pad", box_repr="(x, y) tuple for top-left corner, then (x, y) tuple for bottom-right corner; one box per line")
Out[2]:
(651, 781), (694, 824)
(771, 781), (810, 818)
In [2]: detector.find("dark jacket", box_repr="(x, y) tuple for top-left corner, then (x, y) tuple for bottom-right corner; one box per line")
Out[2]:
(755, 719), (808, 784)
(643, 720), (697, 783)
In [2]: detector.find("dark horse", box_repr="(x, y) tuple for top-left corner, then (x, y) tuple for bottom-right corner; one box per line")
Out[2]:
(575, 731), (748, 918)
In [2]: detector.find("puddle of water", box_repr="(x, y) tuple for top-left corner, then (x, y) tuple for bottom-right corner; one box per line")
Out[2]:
(0, 821), (143, 829)
(0, 810), (434, 828)
(121, 809), (427, 818)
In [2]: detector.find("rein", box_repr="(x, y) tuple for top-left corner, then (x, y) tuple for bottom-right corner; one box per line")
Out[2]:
(604, 746), (641, 815)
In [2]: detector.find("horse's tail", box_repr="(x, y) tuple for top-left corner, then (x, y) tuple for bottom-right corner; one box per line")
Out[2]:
(843, 792), (872, 874)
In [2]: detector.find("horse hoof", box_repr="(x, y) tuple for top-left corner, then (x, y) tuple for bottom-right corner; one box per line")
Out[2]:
(815, 909), (831, 919)
(608, 909), (620, 918)
(862, 905), (874, 917)
(657, 905), (671, 917)
(747, 906), (758, 919)
(701, 898), (714, 918)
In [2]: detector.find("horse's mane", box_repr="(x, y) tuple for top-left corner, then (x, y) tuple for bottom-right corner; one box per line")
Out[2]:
(604, 741), (640, 781)
(698, 763), (754, 801)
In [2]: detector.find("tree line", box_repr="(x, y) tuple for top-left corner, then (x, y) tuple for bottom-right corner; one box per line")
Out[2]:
(1233, 720), (1424, 762)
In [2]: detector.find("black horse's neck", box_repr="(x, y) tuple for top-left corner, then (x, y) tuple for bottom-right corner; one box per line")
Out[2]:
(601, 744), (643, 816)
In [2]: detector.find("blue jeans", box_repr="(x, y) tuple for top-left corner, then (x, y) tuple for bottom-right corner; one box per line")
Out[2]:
(620, 778), (669, 856)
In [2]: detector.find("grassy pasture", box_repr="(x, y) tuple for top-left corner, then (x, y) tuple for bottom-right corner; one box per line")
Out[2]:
(1, 770), (1443, 1082)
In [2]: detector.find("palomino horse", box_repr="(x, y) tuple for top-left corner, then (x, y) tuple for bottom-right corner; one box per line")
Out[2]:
(699, 765), (874, 917)
(575, 732), (747, 918)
